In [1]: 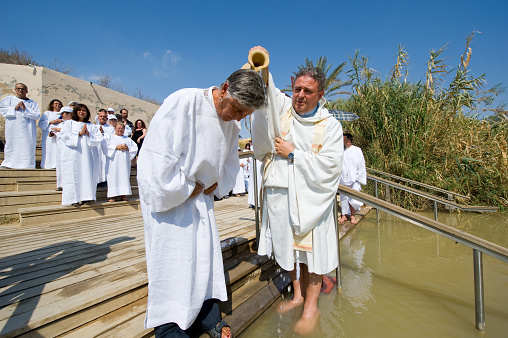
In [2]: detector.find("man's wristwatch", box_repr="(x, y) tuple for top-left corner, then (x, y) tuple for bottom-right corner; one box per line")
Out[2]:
(287, 152), (294, 163)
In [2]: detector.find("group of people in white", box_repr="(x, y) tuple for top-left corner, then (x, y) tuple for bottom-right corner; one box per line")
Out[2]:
(0, 83), (148, 205)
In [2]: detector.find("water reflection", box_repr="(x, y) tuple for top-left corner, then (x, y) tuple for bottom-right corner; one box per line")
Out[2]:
(240, 211), (508, 337)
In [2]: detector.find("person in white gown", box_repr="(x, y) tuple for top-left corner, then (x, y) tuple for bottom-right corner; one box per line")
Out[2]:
(137, 69), (265, 338)
(38, 99), (63, 169)
(59, 104), (103, 205)
(250, 46), (343, 335)
(339, 132), (367, 224)
(0, 83), (40, 169)
(96, 110), (114, 187)
(232, 148), (246, 196)
(103, 124), (137, 202)
(52, 106), (73, 190)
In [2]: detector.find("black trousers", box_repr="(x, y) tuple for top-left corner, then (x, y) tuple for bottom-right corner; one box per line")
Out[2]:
(154, 299), (221, 338)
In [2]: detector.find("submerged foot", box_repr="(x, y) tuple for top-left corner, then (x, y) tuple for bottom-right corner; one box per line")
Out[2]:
(276, 298), (304, 314)
(338, 215), (348, 224)
(293, 310), (320, 335)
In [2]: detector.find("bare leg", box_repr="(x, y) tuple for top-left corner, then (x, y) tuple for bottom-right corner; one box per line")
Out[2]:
(293, 266), (322, 335)
(276, 264), (304, 314)
(350, 203), (358, 224)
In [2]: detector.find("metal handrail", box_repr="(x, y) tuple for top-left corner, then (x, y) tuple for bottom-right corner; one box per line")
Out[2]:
(367, 167), (469, 199)
(338, 184), (508, 330)
(367, 173), (497, 221)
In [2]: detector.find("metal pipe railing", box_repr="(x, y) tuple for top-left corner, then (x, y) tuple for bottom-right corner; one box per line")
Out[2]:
(338, 184), (508, 331)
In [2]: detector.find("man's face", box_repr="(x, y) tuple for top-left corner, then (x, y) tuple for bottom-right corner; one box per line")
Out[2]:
(218, 96), (254, 122)
(98, 112), (108, 124)
(292, 76), (324, 115)
(121, 110), (128, 119)
(61, 112), (72, 121)
(15, 85), (28, 99)
(109, 119), (117, 128)
(344, 136), (351, 148)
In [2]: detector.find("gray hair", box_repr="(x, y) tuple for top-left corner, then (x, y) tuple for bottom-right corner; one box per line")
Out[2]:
(223, 69), (265, 110)
(295, 66), (326, 92)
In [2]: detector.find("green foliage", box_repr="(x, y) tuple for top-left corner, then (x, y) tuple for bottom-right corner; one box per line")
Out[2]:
(341, 32), (508, 211)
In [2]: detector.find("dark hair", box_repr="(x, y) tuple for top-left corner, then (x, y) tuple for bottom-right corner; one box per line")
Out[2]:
(134, 119), (146, 129)
(71, 104), (91, 122)
(294, 66), (326, 92)
(115, 113), (123, 121)
(47, 99), (63, 112)
(120, 108), (128, 114)
(98, 108), (106, 113)
(343, 132), (353, 143)
(224, 69), (265, 110)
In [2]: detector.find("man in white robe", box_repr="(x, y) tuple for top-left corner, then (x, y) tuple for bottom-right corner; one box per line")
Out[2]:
(0, 83), (40, 169)
(137, 69), (265, 337)
(339, 133), (367, 224)
(53, 107), (73, 190)
(103, 124), (137, 201)
(250, 47), (343, 335)
(96, 111), (114, 187)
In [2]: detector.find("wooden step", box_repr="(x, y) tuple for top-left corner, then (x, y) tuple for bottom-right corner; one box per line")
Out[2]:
(19, 199), (141, 226)
(0, 187), (139, 217)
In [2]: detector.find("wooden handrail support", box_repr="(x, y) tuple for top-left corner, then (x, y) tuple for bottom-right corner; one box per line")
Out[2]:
(367, 173), (498, 213)
(338, 184), (507, 330)
(367, 167), (470, 200)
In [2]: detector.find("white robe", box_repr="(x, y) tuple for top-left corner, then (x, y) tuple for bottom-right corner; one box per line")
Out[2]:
(54, 120), (68, 189)
(38, 110), (61, 169)
(59, 121), (103, 205)
(240, 157), (250, 191)
(340, 145), (367, 214)
(137, 87), (239, 330)
(252, 74), (344, 275)
(103, 134), (137, 197)
(247, 157), (262, 206)
(0, 96), (40, 169)
(232, 156), (246, 194)
(96, 123), (114, 183)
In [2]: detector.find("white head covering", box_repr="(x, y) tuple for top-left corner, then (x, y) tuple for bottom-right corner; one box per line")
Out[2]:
(59, 106), (73, 113)
(68, 101), (78, 105)
(108, 115), (118, 120)
(107, 107), (115, 112)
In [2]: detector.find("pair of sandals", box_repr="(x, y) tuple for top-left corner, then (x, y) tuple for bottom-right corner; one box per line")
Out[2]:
(109, 197), (128, 202)
(207, 320), (231, 338)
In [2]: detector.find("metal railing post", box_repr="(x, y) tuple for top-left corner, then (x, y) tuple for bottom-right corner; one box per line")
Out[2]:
(375, 181), (380, 224)
(334, 196), (342, 289)
(473, 249), (485, 330)
(252, 156), (260, 246)
(434, 200), (438, 221)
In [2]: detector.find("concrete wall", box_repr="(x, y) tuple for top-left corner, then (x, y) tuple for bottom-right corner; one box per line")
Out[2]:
(0, 63), (160, 142)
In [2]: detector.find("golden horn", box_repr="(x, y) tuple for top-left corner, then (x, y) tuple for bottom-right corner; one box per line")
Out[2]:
(248, 50), (270, 71)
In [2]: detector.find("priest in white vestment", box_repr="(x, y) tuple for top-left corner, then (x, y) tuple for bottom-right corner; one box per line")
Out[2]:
(59, 104), (103, 205)
(339, 133), (367, 224)
(38, 99), (63, 169)
(137, 69), (265, 337)
(250, 47), (343, 336)
(103, 124), (137, 201)
(0, 83), (40, 169)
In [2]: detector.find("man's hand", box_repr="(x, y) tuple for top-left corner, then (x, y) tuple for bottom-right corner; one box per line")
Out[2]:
(15, 101), (26, 111)
(204, 182), (218, 195)
(50, 119), (63, 125)
(79, 124), (89, 137)
(189, 183), (204, 198)
(99, 126), (104, 133)
(275, 137), (295, 159)
(52, 127), (61, 133)
(116, 143), (129, 151)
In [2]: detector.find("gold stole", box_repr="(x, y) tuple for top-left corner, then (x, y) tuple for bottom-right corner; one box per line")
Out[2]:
(276, 108), (328, 252)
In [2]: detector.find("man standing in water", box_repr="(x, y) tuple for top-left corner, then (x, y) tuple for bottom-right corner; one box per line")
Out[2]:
(250, 47), (343, 335)
(339, 132), (366, 225)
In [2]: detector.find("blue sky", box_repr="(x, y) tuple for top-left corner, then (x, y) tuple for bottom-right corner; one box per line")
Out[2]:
(2, 0), (507, 138)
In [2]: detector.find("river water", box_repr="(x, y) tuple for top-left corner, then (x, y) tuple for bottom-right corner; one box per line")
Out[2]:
(240, 210), (508, 337)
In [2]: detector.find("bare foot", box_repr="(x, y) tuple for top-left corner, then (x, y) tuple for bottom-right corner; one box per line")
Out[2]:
(276, 298), (304, 314)
(221, 325), (231, 338)
(350, 216), (358, 225)
(293, 310), (320, 335)
(338, 215), (347, 224)
(109, 198), (115, 202)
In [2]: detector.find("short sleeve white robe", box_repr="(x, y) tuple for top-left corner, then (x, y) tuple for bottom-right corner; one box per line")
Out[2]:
(137, 87), (240, 330)
(252, 74), (344, 275)
(103, 134), (137, 197)
(340, 145), (367, 214)
(59, 121), (103, 205)
(38, 110), (62, 169)
(0, 96), (40, 169)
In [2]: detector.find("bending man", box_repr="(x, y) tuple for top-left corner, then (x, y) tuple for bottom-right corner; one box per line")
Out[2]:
(250, 47), (343, 335)
(137, 69), (265, 338)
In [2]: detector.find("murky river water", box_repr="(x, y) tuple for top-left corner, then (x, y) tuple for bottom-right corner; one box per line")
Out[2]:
(240, 210), (508, 337)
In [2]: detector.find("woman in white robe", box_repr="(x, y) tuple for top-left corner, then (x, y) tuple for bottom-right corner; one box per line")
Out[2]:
(232, 149), (246, 196)
(137, 69), (265, 337)
(59, 104), (103, 205)
(38, 99), (63, 169)
(103, 124), (138, 201)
